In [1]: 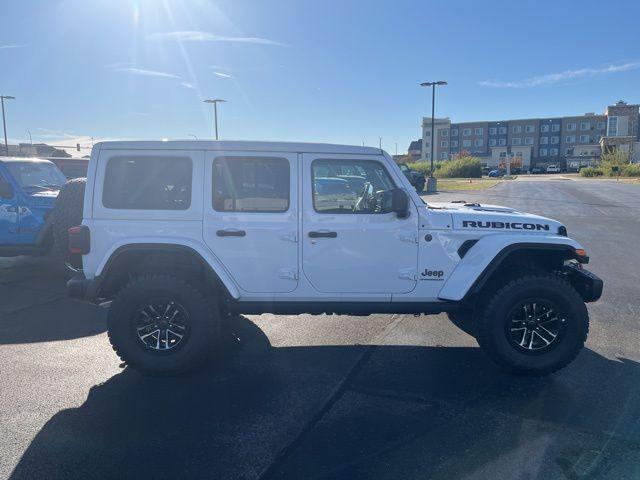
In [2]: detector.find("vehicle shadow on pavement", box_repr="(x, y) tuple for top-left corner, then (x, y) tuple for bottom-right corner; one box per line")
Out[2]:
(9, 315), (640, 480)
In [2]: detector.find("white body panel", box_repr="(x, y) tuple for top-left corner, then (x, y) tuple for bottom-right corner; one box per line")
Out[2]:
(80, 140), (584, 305)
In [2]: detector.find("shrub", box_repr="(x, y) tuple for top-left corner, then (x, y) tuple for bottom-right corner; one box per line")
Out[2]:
(622, 164), (640, 177)
(408, 161), (443, 176)
(580, 167), (603, 177)
(435, 157), (482, 178)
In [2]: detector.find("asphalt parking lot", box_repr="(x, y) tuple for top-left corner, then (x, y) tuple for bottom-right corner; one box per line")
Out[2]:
(1, 178), (639, 480)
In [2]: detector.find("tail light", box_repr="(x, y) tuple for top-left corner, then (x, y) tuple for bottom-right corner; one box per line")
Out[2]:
(68, 225), (90, 255)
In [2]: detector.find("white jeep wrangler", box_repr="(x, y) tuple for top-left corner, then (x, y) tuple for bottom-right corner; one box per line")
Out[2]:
(67, 141), (602, 376)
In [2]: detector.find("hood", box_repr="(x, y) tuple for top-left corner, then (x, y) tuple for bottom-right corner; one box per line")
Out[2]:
(25, 188), (59, 208)
(427, 201), (564, 234)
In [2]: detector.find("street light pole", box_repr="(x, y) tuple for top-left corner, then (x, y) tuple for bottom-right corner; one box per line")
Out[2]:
(419, 81), (447, 192)
(203, 99), (226, 140)
(1, 95), (15, 157)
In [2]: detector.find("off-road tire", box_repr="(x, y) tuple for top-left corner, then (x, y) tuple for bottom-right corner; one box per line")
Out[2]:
(415, 181), (425, 193)
(107, 274), (220, 375)
(475, 274), (588, 376)
(447, 311), (476, 337)
(51, 178), (86, 273)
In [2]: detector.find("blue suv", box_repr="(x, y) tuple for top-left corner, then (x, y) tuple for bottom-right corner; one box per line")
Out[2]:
(0, 157), (83, 263)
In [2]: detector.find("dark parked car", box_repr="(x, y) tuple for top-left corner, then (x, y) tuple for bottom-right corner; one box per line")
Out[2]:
(397, 163), (426, 192)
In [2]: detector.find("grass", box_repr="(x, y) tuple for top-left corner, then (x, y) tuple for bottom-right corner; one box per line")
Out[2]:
(435, 178), (502, 191)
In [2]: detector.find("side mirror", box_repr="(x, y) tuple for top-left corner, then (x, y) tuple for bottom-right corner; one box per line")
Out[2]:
(390, 188), (409, 218)
(0, 180), (13, 199)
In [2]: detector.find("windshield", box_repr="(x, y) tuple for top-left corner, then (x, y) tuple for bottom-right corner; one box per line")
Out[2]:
(399, 164), (409, 172)
(5, 162), (67, 190)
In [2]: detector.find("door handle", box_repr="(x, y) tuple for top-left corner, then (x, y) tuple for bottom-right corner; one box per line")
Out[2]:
(216, 229), (246, 237)
(308, 231), (337, 238)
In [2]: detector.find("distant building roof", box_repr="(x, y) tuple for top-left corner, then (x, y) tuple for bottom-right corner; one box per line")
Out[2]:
(408, 140), (422, 151)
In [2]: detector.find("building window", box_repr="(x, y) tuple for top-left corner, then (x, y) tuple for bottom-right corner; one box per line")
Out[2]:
(214, 156), (290, 212)
(524, 137), (534, 145)
(580, 121), (590, 130)
(597, 121), (606, 130)
(440, 140), (448, 147)
(451, 140), (458, 147)
(515, 152), (523, 157)
(525, 125), (535, 133)
(550, 136), (560, 144)
(489, 139), (497, 146)
(607, 116), (618, 136)
(499, 152), (506, 158)
(565, 135), (576, 143)
(565, 148), (574, 155)
(551, 124), (560, 132)
(462, 128), (472, 136)
(498, 138), (506, 146)
(462, 139), (472, 147)
(540, 124), (549, 133)
(512, 137), (522, 145)
(539, 148), (548, 156)
(440, 129), (449, 137)
(566, 122), (576, 131)
(474, 139), (483, 147)
(579, 135), (589, 143)
(425, 131), (431, 137)
(550, 148), (559, 156)
(440, 152), (447, 159)
(489, 127), (497, 135)
(540, 137), (548, 145)
(512, 125), (522, 133)
(474, 127), (483, 135)
(451, 129), (458, 136)
(498, 126), (507, 134)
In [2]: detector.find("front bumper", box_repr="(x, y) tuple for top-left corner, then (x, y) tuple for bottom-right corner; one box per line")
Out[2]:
(563, 263), (603, 303)
(67, 272), (101, 303)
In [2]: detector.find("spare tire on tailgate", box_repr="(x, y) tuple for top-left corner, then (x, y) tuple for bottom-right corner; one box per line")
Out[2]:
(52, 177), (86, 273)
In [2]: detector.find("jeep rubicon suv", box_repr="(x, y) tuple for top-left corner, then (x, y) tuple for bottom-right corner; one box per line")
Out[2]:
(67, 141), (602, 376)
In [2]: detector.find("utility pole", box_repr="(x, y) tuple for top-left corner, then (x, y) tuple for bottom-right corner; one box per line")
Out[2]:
(203, 99), (226, 140)
(0, 95), (15, 157)
(420, 81), (447, 192)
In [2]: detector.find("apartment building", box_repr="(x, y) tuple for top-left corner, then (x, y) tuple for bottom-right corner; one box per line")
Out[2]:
(418, 100), (639, 170)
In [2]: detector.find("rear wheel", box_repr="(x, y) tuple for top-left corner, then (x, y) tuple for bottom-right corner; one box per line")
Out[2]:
(415, 181), (425, 192)
(476, 274), (588, 375)
(107, 274), (220, 375)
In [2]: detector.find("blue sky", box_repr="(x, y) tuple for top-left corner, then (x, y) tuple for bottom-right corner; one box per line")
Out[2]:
(1, 0), (639, 156)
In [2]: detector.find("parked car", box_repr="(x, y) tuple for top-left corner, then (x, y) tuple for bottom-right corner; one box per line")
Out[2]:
(546, 165), (561, 174)
(68, 140), (602, 377)
(397, 163), (426, 192)
(0, 157), (83, 268)
(487, 169), (502, 178)
(530, 167), (543, 174)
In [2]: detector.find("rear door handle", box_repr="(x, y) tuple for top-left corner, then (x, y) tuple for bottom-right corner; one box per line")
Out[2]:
(216, 229), (246, 237)
(308, 231), (337, 238)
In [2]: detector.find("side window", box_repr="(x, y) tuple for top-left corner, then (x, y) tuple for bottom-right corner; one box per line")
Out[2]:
(0, 172), (14, 199)
(312, 159), (396, 214)
(103, 156), (192, 210)
(212, 156), (289, 212)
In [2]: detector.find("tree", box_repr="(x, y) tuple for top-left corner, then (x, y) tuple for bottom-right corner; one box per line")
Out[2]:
(601, 148), (631, 165)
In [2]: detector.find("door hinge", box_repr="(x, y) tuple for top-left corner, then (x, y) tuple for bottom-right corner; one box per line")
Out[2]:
(398, 268), (417, 281)
(278, 268), (299, 280)
(280, 231), (298, 243)
(397, 232), (418, 243)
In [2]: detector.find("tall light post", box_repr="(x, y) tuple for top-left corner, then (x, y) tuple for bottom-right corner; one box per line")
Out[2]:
(1, 95), (15, 157)
(203, 99), (226, 140)
(420, 81), (446, 192)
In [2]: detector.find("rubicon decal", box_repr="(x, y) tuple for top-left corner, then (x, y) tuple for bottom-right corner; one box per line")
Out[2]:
(421, 269), (444, 281)
(462, 220), (550, 231)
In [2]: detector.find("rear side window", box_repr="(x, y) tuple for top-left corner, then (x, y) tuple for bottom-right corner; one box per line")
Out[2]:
(212, 156), (289, 212)
(103, 156), (192, 210)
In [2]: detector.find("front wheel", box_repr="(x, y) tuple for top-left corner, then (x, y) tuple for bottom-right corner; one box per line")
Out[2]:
(107, 274), (220, 375)
(476, 274), (588, 376)
(415, 181), (425, 192)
